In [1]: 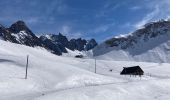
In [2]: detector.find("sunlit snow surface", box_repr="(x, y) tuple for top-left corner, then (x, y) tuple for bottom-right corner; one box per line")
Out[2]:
(0, 40), (170, 100)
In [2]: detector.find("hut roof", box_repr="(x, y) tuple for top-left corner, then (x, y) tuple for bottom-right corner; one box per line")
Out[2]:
(75, 55), (83, 58)
(120, 66), (144, 75)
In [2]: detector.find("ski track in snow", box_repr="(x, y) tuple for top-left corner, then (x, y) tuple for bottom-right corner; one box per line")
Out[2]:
(31, 77), (170, 100)
(1, 74), (168, 100)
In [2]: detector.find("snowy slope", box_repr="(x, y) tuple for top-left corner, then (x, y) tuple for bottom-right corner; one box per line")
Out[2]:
(29, 58), (170, 100)
(32, 60), (170, 100)
(62, 48), (93, 58)
(0, 40), (118, 100)
(1, 38), (170, 100)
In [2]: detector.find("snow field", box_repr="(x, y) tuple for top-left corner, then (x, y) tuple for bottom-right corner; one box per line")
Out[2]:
(0, 40), (170, 100)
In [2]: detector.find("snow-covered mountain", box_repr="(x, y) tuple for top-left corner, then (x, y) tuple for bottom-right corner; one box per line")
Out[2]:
(0, 20), (97, 56)
(93, 20), (170, 63)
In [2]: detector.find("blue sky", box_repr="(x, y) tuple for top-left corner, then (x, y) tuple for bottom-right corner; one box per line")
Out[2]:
(0, 0), (170, 42)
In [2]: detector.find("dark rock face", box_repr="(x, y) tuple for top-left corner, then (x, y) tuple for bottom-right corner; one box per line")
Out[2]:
(39, 35), (68, 55)
(9, 21), (31, 33)
(67, 39), (77, 50)
(105, 36), (137, 49)
(45, 34), (97, 51)
(39, 36), (63, 55)
(85, 39), (98, 51)
(68, 38), (87, 51)
(0, 20), (98, 55)
(75, 38), (87, 51)
(0, 25), (18, 43)
(50, 33), (69, 47)
(46, 33), (69, 53)
(10, 21), (42, 47)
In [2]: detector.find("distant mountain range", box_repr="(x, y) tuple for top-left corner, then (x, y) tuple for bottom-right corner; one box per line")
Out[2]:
(93, 20), (170, 63)
(2, 19), (170, 63)
(0, 21), (97, 55)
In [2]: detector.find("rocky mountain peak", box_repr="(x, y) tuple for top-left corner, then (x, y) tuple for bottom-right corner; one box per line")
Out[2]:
(85, 39), (98, 51)
(9, 20), (33, 34)
(50, 33), (68, 43)
(0, 21), (98, 56)
(93, 19), (170, 61)
(42, 33), (98, 52)
(105, 20), (170, 49)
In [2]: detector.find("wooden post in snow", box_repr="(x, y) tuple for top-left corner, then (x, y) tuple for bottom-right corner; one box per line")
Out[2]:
(95, 58), (96, 73)
(25, 55), (29, 79)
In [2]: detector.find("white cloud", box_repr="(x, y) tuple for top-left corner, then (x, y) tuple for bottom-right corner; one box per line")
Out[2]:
(93, 26), (109, 33)
(26, 17), (39, 24)
(134, 5), (160, 29)
(56, 4), (67, 13)
(93, 23), (115, 33)
(61, 25), (71, 34)
(69, 32), (83, 39)
(45, 0), (68, 15)
(130, 6), (141, 10)
(134, 0), (170, 29)
(122, 22), (132, 28)
(60, 25), (83, 39)
(95, 2), (124, 18)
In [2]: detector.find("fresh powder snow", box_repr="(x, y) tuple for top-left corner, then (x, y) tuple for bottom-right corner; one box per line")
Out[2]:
(0, 39), (170, 100)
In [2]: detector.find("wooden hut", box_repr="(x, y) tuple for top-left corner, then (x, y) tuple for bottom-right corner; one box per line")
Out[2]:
(120, 66), (144, 75)
(75, 55), (83, 58)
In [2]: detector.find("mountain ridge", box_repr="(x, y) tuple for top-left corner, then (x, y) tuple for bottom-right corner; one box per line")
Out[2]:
(93, 20), (170, 63)
(0, 20), (98, 55)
